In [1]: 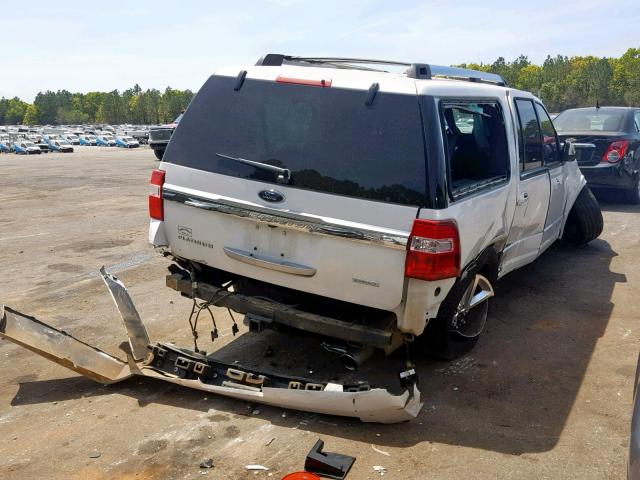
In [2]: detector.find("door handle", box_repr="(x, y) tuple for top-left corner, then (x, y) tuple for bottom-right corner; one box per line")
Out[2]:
(516, 191), (529, 206)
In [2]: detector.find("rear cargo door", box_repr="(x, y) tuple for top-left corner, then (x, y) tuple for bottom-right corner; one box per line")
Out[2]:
(160, 68), (427, 311)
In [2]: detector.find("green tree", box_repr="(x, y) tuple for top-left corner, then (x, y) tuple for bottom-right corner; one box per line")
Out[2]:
(23, 104), (39, 124)
(55, 107), (90, 124)
(515, 64), (543, 95)
(5, 97), (29, 124)
(0, 98), (8, 124)
(611, 48), (640, 106)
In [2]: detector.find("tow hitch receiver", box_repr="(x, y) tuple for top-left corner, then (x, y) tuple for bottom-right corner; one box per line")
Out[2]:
(0, 270), (423, 424)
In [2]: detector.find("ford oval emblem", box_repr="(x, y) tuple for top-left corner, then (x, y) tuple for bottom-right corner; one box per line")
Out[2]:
(258, 189), (285, 203)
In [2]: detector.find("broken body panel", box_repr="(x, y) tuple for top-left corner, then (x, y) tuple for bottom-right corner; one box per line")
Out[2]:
(0, 270), (422, 424)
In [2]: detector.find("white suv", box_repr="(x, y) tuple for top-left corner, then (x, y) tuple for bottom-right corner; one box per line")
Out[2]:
(149, 54), (603, 364)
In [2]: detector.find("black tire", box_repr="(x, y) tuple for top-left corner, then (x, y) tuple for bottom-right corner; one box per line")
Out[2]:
(562, 186), (604, 245)
(416, 271), (489, 361)
(153, 149), (165, 161)
(623, 178), (640, 204)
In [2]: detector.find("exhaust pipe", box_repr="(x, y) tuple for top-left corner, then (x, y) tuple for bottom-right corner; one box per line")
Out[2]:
(340, 347), (374, 371)
(321, 342), (375, 371)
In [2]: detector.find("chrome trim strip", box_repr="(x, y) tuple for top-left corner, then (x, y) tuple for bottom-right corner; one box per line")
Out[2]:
(163, 188), (409, 249)
(223, 246), (317, 277)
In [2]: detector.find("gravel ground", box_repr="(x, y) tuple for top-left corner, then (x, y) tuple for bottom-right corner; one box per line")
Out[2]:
(0, 146), (637, 479)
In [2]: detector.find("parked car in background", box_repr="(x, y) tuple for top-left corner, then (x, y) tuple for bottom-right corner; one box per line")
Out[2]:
(123, 128), (149, 145)
(13, 141), (42, 154)
(149, 113), (182, 160)
(554, 107), (640, 203)
(0, 141), (12, 153)
(96, 135), (116, 147)
(1, 134), (13, 153)
(62, 134), (80, 145)
(32, 136), (50, 153)
(79, 135), (97, 146)
(49, 139), (74, 153)
(115, 135), (140, 148)
(42, 134), (60, 143)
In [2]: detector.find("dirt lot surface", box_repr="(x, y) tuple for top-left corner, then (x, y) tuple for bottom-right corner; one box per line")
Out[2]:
(0, 146), (638, 479)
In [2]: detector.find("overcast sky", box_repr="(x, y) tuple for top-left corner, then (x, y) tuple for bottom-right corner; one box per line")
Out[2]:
(2, 0), (638, 102)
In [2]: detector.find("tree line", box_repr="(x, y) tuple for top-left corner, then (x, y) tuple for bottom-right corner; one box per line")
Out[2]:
(1, 48), (638, 125)
(0, 85), (194, 126)
(457, 47), (639, 112)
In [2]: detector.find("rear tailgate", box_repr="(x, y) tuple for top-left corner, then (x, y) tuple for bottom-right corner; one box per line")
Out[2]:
(158, 67), (428, 311)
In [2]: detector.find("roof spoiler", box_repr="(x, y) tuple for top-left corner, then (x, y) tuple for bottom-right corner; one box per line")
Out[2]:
(255, 54), (508, 87)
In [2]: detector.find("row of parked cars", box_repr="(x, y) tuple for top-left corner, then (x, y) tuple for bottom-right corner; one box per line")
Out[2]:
(74, 133), (141, 148)
(0, 131), (142, 155)
(0, 134), (75, 154)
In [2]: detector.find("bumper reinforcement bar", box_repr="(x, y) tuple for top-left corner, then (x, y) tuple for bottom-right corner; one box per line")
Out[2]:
(165, 273), (394, 349)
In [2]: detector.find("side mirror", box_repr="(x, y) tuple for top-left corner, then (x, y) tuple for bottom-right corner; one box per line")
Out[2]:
(561, 140), (576, 162)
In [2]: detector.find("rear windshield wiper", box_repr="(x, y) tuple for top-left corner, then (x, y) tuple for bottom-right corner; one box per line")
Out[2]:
(216, 153), (290, 184)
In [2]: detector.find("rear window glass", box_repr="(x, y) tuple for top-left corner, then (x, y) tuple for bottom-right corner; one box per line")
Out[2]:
(164, 75), (427, 206)
(554, 109), (626, 132)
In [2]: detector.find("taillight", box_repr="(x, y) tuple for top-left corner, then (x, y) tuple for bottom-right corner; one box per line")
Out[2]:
(602, 140), (629, 163)
(404, 219), (460, 281)
(149, 169), (165, 220)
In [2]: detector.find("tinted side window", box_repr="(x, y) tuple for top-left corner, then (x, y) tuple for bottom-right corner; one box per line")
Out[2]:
(441, 101), (509, 199)
(535, 103), (561, 165)
(515, 99), (543, 172)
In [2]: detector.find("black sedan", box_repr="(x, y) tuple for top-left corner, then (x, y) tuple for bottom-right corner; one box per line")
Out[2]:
(554, 107), (640, 203)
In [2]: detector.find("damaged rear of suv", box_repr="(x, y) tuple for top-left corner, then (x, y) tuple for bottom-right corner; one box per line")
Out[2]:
(152, 54), (602, 366)
(152, 59), (435, 360)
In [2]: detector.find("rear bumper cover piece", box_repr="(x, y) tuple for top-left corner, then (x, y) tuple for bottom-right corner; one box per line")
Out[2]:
(0, 271), (422, 424)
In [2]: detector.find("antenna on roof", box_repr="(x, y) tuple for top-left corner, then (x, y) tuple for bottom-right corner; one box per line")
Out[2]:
(596, 98), (600, 109)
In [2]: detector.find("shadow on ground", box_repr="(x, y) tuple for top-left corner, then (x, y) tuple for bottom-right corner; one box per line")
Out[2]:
(593, 189), (640, 213)
(10, 238), (623, 455)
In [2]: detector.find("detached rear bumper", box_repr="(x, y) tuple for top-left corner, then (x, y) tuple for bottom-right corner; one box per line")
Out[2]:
(0, 271), (422, 424)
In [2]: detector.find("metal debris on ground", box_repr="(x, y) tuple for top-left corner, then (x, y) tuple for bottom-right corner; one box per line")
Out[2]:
(88, 451), (101, 459)
(371, 445), (390, 456)
(373, 465), (387, 476)
(304, 439), (355, 479)
(245, 464), (269, 471)
(264, 437), (276, 446)
(199, 458), (214, 469)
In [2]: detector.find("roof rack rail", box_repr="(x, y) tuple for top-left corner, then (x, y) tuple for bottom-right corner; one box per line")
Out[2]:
(255, 54), (508, 87)
(425, 65), (507, 86)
